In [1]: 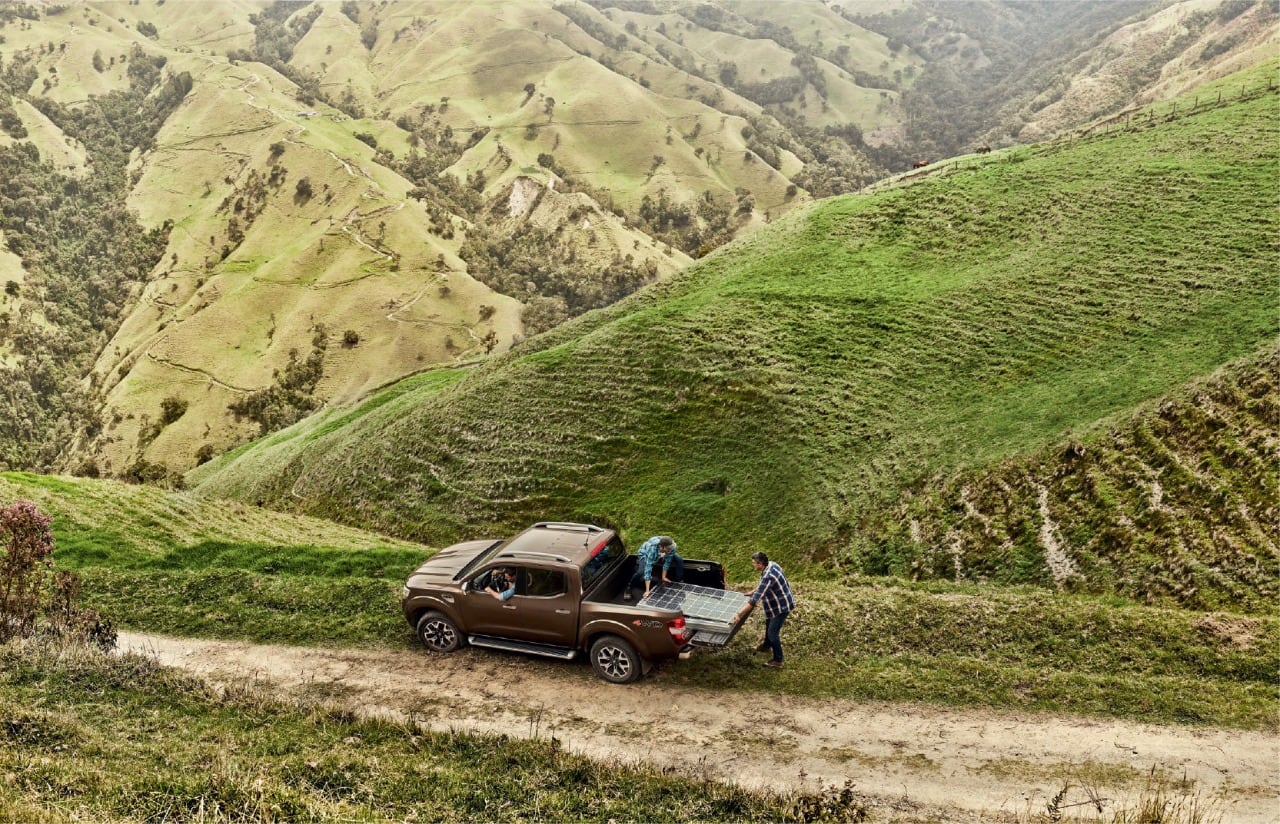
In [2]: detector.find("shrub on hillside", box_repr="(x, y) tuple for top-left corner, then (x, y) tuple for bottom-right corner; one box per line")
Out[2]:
(228, 331), (328, 436)
(0, 500), (114, 649)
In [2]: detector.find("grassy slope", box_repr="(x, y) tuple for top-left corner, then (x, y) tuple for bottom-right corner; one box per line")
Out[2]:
(872, 345), (1278, 614)
(0, 470), (431, 647)
(6, 1), (1264, 480)
(191, 66), (1278, 585)
(92, 50), (525, 476)
(2, 469), (1274, 728)
(5, 0), (873, 477)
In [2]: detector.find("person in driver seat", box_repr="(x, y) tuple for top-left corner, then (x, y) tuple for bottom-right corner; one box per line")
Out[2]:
(485, 567), (516, 601)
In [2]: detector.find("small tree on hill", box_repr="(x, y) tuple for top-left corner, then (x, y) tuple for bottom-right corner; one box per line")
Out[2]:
(0, 500), (52, 641)
(0, 500), (114, 649)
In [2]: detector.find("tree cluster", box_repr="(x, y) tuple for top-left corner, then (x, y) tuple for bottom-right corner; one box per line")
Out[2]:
(0, 94), (25, 138)
(228, 327), (328, 435)
(0, 48), (183, 471)
(458, 221), (654, 334)
(634, 188), (740, 257)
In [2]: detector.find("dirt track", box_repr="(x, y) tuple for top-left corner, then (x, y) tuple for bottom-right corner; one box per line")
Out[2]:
(118, 632), (1279, 823)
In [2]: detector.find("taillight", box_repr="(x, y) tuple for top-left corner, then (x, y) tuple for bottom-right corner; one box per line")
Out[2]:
(667, 616), (690, 645)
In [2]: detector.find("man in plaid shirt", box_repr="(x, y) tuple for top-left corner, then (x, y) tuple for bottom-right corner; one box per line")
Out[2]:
(734, 552), (795, 668)
(624, 535), (675, 601)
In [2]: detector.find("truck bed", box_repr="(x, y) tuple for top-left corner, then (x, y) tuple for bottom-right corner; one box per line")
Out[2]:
(584, 556), (749, 647)
(638, 582), (749, 647)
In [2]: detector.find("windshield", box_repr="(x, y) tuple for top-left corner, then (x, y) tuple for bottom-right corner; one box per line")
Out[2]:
(580, 534), (625, 591)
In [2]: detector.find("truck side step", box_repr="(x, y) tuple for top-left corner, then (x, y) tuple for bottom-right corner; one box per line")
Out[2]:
(468, 635), (579, 660)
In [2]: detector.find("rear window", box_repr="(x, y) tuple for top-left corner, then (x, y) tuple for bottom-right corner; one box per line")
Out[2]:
(580, 535), (624, 590)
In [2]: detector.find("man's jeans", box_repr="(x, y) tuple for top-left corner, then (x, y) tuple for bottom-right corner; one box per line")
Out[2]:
(764, 611), (789, 663)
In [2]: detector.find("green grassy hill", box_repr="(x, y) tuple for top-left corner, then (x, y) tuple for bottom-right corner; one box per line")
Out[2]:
(0, 0), (893, 477)
(189, 64), (1279, 605)
(4, 0), (1265, 481)
(0, 1), (1270, 481)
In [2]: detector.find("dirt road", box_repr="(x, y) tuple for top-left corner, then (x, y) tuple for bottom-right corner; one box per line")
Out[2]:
(118, 632), (1278, 823)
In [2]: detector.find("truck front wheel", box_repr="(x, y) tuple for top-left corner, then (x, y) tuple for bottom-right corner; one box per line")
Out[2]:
(417, 610), (464, 653)
(590, 635), (641, 683)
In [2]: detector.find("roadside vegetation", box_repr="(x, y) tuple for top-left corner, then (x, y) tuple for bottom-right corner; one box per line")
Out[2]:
(0, 487), (866, 822)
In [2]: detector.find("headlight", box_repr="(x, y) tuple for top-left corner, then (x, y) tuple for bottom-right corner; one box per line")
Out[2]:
(401, 584), (410, 600)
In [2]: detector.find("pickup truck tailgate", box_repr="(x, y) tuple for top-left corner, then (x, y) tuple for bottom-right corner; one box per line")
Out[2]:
(639, 582), (750, 648)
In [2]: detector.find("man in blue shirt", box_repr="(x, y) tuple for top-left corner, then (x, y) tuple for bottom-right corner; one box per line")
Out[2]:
(485, 567), (516, 601)
(734, 552), (795, 668)
(624, 535), (675, 601)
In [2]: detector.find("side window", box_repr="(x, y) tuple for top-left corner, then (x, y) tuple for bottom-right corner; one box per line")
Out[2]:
(581, 536), (624, 589)
(526, 568), (567, 598)
(472, 567), (517, 594)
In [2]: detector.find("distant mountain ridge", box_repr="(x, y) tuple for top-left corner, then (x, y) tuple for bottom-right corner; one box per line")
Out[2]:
(0, 0), (1272, 480)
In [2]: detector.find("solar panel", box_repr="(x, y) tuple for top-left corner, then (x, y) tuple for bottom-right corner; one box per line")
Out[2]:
(639, 582), (748, 628)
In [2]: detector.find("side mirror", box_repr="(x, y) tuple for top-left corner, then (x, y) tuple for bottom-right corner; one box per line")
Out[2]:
(461, 581), (471, 593)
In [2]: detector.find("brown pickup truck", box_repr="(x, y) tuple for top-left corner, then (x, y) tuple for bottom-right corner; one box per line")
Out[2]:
(401, 521), (750, 682)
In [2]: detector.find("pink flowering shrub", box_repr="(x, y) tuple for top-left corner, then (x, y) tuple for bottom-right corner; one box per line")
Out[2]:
(0, 499), (114, 649)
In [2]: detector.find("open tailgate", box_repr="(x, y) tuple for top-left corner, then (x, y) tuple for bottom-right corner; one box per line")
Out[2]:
(638, 582), (751, 648)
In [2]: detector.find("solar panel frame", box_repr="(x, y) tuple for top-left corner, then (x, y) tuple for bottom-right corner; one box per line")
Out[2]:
(638, 581), (748, 628)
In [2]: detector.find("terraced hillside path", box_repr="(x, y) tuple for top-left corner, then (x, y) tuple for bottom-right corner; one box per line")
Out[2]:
(118, 632), (1278, 823)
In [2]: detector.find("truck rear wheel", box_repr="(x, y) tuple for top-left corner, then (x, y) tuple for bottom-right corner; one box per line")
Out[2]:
(590, 635), (641, 683)
(416, 610), (464, 653)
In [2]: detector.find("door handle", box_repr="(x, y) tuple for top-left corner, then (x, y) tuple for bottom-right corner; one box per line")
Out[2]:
(503, 604), (517, 609)
(555, 609), (570, 615)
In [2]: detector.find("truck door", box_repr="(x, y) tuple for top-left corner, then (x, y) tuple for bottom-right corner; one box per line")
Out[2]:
(464, 566), (576, 645)
(464, 566), (522, 637)
(514, 567), (577, 645)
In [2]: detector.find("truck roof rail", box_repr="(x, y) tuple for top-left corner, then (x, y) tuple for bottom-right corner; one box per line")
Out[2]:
(497, 550), (573, 564)
(531, 522), (602, 533)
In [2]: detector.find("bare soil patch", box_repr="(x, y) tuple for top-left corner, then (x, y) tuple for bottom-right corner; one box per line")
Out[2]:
(119, 632), (1278, 823)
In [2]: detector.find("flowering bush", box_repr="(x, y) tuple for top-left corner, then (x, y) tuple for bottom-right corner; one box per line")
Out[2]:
(0, 499), (114, 649)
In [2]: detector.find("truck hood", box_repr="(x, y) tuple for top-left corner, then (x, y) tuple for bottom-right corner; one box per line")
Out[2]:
(410, 539), (497, 582)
